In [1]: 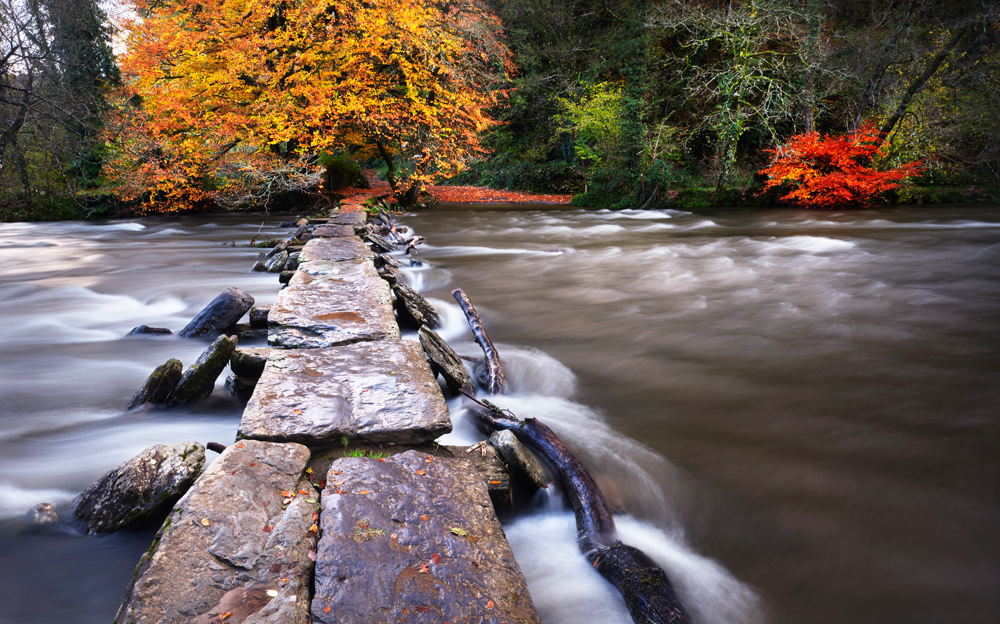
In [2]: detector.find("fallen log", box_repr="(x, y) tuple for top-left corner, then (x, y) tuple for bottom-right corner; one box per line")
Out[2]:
(451, 288), (505, 394)
(463, 394), (691, 624)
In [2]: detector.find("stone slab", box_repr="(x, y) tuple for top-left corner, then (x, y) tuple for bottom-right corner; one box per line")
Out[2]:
(308, 225), (356, 239)
(239, 341), (452, 446)
(328, 210), (367, 226)
(116, 440), (317, 624)
(312, 451), (539, 624)
(298, 237), (371, 263)
(268, 260), (397, 349)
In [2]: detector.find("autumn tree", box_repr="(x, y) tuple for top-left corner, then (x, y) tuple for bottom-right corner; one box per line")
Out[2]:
(108, 0), (513, 209)
(759, 122), (923, 208)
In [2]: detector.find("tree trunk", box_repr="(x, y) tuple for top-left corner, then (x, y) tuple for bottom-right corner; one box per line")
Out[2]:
(452, 288), (506, 394)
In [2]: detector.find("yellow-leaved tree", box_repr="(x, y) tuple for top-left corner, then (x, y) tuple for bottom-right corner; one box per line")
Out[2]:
(107, 0), (513, 209)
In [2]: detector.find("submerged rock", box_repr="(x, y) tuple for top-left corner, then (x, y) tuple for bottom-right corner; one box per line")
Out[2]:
(73, 442), (205, 534)
(30, 502), (59, 527)
(264, 251), (288, 273)
(126, 325), (173, 337)
(178, 287), (254, 339)
(127, 358), (184, 411)
(249, 306), (270, 328)
(169, 335), (237, 405)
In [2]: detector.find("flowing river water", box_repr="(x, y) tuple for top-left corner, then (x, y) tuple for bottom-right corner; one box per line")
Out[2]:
(0, 205), (997, 624)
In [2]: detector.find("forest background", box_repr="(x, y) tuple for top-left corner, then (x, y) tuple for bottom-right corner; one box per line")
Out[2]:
(1, 0), (998, 221)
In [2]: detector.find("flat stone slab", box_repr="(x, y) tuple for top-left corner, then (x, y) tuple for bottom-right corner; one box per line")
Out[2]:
(312, 451), (540, 624)
(308, 225), (356, 239)
(116, 440), (317, 624)
(298, 237), (371, 263)
(328, 210), (366, 227)
(239, 341), (451, 446)
(268, 260), (397, 348)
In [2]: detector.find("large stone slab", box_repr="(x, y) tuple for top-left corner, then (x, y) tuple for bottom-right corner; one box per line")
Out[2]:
(268, 260), (397, 348)
(298, 237), (371, 263)
(307, 225), (356, 239)
(239, 341), (451, 446)
(115, 440), (317, 624)
(327, 210), (366, 227)
(312, 451), (539, 624)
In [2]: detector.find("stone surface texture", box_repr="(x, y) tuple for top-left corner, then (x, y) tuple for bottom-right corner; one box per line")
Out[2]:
(74, 442), (205, 534)
(115, 440), (316, 624)
(127, 358), (184, 411)
(308, 225), (355, 239)
(393, 283), (441, 329)
(298, 237), (371, 263)
(312, 451), (539, 624)
(239, 341), (451, 445)
(418, 326), (473, 393)
(489, 430), (547, 490)
(267, 261), (397, 349)
(179, 287), (255, 339)
(169, 335), (238, 405)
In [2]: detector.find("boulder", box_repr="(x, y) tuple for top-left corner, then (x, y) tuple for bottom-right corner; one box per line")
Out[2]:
(312, 451), (540, 624)
(29, 502), (59, 527)
(239, 341), (451, 446)
(224, 374), (257, 398)
(286, 252), (300, 272)
(264, 251), (288, 273)
(393, 283), (441, 329)
(169, 335), (237, 405)
(418, 326), (472, 393)
(73, 442), (205, 534)
(126, 325), (173, 337)
(251, 260), (267, 272)
(230, 347), (272, 378)
(489, 430), (547, 491)
(249, 306), (270, 328)
(178, 287), (255, 339)
(127, 358), (184, 411)
(278, 270), (295, 285)
(115, 440), (316, 624)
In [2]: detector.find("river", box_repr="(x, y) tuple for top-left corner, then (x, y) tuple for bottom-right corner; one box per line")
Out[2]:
(0, 205), (997, 624)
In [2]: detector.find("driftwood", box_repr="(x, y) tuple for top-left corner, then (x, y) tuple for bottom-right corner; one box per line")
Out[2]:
(464, 394), (691, 624)
(450, 289), (691, 624)
(451, 288), (506, 394)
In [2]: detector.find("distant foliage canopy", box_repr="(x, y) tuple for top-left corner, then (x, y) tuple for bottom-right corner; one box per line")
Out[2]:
(759, 123), (925, 208)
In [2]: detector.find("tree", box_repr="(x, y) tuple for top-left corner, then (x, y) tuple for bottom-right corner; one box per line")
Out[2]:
(759, 122), (924, 208)
(107, 0), (513, 209)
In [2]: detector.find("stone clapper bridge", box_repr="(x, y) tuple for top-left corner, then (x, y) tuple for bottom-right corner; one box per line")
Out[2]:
(115, 206), (541, 624)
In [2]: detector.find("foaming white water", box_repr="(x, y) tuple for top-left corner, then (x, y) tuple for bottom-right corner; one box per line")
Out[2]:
(0, 482), (76, 520)
(776, 235), (857, 253)
(617, 517), (766, 624)
(0, 286), (188, 345)
(506, 513), (765, 624)
(498, 345), (577, 398)
(505, 513), (633, 624)
(420, 244), (567, 257)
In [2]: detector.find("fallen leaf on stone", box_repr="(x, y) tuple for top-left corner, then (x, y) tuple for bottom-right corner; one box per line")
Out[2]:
(377, 458), (386, 462)
(306, 498), (316, 503)
(490, 480), (501, 485)
(308, 550), (317, 561)
(420, 514), (430, 521)
(430, 553), (442, 564)
(425, 456), (434, 462)
(415, 606), (434, 613)
(298, 489), (309, 495)
(236, 444), (245, 448)
(324, 606), (331, 613)
(263, 524), (273, 532)
(266, 589), (279, 598)
(486, 600), (494, 609)
(219, 612), (232, 621)
(450, 527), (467, 536)
(418, 562), (430, 573)
(293, 409), (303, 415)
(201, 518), (210, 526)
(308, 524), (319, 534)
(281, 490), (295, 497)
(263, 501), (270, 506)
(358, 490), (370, 495)
(335, 489), (346, 495)
(280, 577), (288, 582)
(416, 470), (426, 476)
(331, 470), (341, 475)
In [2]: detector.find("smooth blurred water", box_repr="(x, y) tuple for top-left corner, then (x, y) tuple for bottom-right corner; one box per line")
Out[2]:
(405, 204), (1000, 624)
(0, 205), (997, 624)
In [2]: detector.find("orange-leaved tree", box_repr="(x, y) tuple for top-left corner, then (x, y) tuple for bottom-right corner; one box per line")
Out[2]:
(106, 0), (513, 209)
(759, 122), (924, 208)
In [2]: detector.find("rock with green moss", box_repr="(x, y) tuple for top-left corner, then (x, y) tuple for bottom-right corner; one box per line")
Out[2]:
(169, 335), (237, 405)
(73, 442), (205, 534)
(127, 358), (184, 411)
